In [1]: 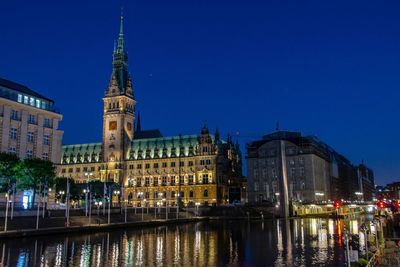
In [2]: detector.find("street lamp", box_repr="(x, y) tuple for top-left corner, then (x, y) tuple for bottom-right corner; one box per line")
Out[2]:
(141, 198), (145, 221)
(361, 223), (369, 260)
(124, 199), (128, 223)
(156, 201), (160, 218)
(83, 189), (89, 216)
(113, 190), (121, 207)
(162, 198), (168, 220)
(95, 201), (103, 215)
(85, 171), (93, 206)
(10, 182), (16, 220)
(176, 193), (179, 219)
(107, 190), (120, 225)
(195, 202), (200, 216)
(59, 190), (65, 203)
(144, 198), (148, 214)
(4, 193), (10, 232)
(137, 192), (143, 218)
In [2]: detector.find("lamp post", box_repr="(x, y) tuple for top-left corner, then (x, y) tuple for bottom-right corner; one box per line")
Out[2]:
(113, 190), (121, 207)
(66, 178), (71, 227)
(344, 229), (351, 267)
(176, 194), (179, 219)
(84, 172), (93, 220)
(141, 198), (144, 221)
(83, 189), (88, 216)
(144, 198), (148, 215)
(96, 201), (102, 216)
(107, 190), (119, 224)
(103, 180), (107, 216)
(163, 198), (168, 220)
(59, 189), (65, 225)
(137, 192), (143, 219)
(107, 190), (111, 225)
(4, 193), (9, 232)
(59, 191), (65, 202)
(120, 185), (124, 214)
(88, 187), (92, 225)
(36, 184), (43, 230)
(83, 172), (93, 213)
(124, 200), (128, 223)
(195, 202), (200, 216)
(10, 182), (15, 220)
(361, 224), (369, 260)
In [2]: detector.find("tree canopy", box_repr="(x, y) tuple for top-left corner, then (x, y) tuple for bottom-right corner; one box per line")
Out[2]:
(0, 152), (19, 193)
(15, 158), (56, 208)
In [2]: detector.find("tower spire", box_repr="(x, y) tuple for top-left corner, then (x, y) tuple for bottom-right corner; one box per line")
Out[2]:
(117, 10), (124, 52)
(109, 9), (132, 96)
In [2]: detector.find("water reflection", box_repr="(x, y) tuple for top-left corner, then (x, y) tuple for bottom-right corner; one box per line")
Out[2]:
(0, 219), (365, 267)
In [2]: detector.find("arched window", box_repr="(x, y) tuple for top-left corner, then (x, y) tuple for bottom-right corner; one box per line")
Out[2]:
(204, 189), (208, 198)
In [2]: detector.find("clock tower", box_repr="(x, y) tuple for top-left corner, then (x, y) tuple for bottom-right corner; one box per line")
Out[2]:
(102, 15), (135, 183)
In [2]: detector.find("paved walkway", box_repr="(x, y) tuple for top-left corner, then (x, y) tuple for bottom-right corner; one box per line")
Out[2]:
(0, 208), (192, 232)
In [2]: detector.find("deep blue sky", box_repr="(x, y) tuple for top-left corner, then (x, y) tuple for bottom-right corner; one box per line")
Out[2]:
(1, 1), (399, 185)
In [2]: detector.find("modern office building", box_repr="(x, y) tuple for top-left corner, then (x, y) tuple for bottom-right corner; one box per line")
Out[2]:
(377, 182), (400, 200)
(57, 15), (243, 206)
(246, 131), (374, 203)
(356, 163), (375, 201)
(0, 77), (63, 163)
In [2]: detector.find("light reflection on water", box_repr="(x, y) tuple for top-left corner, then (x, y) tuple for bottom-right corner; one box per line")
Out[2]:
(0, 218), (363, 267)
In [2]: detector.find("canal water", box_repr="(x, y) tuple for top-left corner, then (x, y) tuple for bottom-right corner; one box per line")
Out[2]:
(0, 218), (364, 266)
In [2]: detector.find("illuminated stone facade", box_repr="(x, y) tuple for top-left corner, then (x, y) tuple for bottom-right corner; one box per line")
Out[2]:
(57, 16), (242, 206)
(0, 78), (63, 163)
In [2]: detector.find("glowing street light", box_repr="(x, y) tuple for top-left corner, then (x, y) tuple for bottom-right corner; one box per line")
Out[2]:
(83, 189), (89, 216)
(95, 201), (103, 216)
(176, 193), (180, 219)
(3, 193), (10, 232)
(195, 202), (200, 216)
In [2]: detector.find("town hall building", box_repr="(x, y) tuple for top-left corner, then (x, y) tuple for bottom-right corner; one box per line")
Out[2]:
(57, 15), (243, 207)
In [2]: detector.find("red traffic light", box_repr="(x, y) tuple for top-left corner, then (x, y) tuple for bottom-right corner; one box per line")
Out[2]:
(334, 200), (341, 209)
(377, 201), (386, 209)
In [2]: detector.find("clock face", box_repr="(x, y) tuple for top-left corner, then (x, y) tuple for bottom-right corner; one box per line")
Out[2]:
(109, 121), (117, 130)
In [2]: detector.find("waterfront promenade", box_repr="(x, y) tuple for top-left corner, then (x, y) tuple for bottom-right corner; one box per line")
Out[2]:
(0, 207), (200, 238)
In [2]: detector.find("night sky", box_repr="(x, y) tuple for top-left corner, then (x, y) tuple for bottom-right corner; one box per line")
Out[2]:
(1, 1), (399, 185)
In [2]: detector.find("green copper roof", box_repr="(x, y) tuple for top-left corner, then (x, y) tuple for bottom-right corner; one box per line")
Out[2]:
(129, 135), (203, 160)
(61, 143), (102, 164)
(60, 134), (221, 164)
